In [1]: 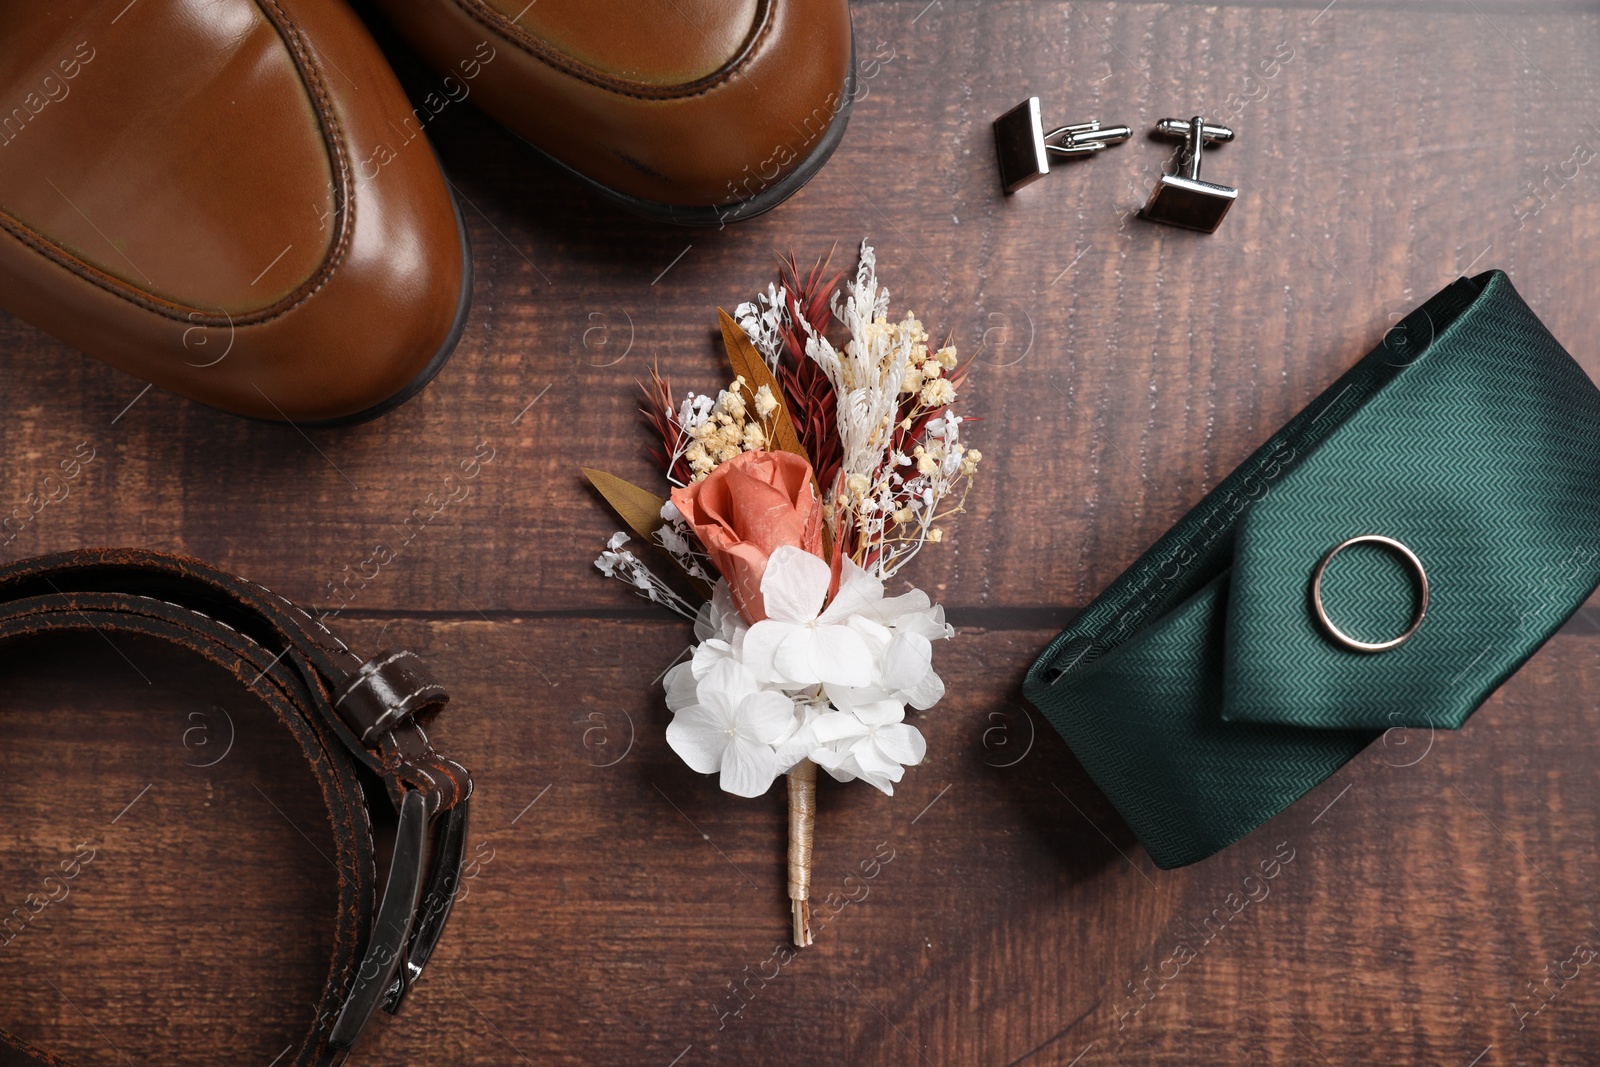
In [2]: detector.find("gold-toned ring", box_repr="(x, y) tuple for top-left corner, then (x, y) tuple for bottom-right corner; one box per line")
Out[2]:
(1311, 535), (1429, 653)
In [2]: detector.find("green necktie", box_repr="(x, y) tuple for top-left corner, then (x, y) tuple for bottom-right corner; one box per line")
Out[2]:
(1025, 271), (1600, 869)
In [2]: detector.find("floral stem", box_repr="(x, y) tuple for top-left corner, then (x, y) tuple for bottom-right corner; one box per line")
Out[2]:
(787, 759), (817, 947)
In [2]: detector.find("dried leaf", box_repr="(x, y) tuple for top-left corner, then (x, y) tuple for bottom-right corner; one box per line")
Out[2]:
(718, 308), (808, 463)
(582, 468), (715, 601)
(581, 468), (667, 541)
(718, 309), (833, 557)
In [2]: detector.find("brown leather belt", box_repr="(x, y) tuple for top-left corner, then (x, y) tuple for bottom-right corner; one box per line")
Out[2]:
(0, 548), (472, 1066)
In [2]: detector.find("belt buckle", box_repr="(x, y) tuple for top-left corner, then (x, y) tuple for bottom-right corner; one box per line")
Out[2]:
(328, 790), (470, 1049)
(326, 650), (472, 1050)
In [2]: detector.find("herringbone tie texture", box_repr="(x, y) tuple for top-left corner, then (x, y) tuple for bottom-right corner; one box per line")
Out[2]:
(1025, 271), (1600, 868)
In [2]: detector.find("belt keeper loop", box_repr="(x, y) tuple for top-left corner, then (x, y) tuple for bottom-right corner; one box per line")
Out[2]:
(332, 648), (449, 745)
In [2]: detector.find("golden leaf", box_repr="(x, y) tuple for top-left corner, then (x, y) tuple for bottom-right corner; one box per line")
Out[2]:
(581, 468), (713, 600)
(581, 468), (668, 541)
(716, 308), (833, 558)
(718, 308), (809, 462)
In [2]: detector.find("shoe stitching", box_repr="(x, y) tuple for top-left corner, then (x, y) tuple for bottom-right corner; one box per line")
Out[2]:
(0, 0), (357, 327)
(446, 0), (777, 102)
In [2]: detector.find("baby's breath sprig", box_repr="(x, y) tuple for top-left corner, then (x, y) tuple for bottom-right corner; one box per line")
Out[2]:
(593, 532), (701, 621)
(643, 370), (781, 488)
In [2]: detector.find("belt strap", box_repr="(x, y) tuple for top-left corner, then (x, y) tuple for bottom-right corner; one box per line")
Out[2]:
(0, 548), (472, 1065)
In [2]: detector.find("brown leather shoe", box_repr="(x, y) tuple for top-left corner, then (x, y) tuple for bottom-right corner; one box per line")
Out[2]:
(0, 0), (471, 424)
(369, 0), (855, 225)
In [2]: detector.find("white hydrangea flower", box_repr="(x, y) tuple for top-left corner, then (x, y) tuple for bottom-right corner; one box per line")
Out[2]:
(742, 547), (881, 688)
(686, 580), (748, 681)
(772, 700), (826, 773)
(694, 579), (745, 644)
(820, 682), (904, 735)
(810, 714), (927, 796)
(858, 585), (952, 641)
(691, 636), (740, 681)
(658, 558), (950, 798)
(666, 659), (793, 798)
(663, 660), (699, 712)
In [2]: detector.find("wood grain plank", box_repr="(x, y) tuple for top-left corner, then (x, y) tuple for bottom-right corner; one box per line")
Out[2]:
(4, 617), (1599, 1065)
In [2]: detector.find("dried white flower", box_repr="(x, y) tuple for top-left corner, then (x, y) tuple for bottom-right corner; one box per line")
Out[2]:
(666, 659), (793, 798)
(593, 533), (699, 620)
(784, 241), (979, 579)
(734, 283), (792, 370)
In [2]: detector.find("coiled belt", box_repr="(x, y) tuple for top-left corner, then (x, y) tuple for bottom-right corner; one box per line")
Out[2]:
(0, 548), (472, 1065)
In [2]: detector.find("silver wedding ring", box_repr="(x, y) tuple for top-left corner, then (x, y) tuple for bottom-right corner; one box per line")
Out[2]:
(1311, 535), (1429, 653)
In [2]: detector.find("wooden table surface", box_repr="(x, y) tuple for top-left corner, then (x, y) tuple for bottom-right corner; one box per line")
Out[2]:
(5, 2), (1600, 1064)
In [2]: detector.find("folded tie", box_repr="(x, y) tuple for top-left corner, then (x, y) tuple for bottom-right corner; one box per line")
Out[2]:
(1026, 271), (1600, 868)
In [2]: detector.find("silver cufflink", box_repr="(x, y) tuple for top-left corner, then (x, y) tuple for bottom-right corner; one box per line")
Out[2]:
(993, 97), (1131, 194)
(1140, 117), (1238, 233)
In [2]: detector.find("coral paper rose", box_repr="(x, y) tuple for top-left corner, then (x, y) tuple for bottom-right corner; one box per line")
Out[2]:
(670, 450), (824, 624)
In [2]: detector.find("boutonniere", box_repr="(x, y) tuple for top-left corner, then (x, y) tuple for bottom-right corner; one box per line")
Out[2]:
(585, 241), (980, 945)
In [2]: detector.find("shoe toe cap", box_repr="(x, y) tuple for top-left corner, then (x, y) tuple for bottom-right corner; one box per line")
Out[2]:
(0, 0), (470, 422)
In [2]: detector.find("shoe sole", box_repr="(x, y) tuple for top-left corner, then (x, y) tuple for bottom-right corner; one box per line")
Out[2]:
(517, 34), (857, 227)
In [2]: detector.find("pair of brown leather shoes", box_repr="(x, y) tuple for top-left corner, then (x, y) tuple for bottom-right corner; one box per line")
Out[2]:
(0, 0), (853, 423)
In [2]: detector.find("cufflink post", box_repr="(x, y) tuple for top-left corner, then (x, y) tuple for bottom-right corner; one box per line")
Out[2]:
(994, 97), (1131, 194)
(1047, 120), (1136, 157)
(1140, 115), (1238, 233)
(1154, 117), (1235, 145)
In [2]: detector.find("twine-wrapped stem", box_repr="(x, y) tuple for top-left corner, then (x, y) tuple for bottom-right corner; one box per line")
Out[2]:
(787, 758), (817, 947)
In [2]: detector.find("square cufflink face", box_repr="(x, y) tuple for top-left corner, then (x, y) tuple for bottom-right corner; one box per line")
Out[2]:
(994, 97), (1050, 194)
(1141, 174), (1238, 233)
